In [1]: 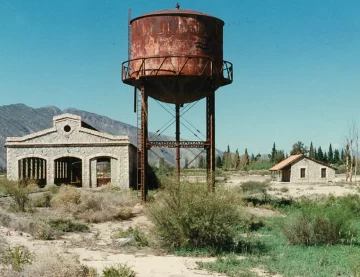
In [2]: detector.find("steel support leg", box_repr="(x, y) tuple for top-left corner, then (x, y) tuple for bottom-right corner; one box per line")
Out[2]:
(140, 85), (148, 203)
(175, 104), (181, 182)
(206, 91), (215, 192)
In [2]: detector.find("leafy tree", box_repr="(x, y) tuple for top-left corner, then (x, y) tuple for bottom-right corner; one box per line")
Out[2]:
(274, 150), (285, 163)
(334, 149), (340, 164)
(314, 148), (318, 160)
(233, 149), (240, 170)
(309, 142), (315, 159)
(328, 144), (334, 164)
(215, 155), (222, 168)
(198, 155), (205, 169)
(341, 149), (344, 162)
(317, 146), (324, 162)
(290, 141), (309, 155)
(244, 149), (249, 166)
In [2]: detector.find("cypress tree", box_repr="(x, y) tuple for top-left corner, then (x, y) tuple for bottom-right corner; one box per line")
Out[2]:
(317, 146), (324, 162)
(271, 142), (277, 163)
(328, 144), (334, 164)
(215, 155), (222, 168)
(234, 149), (240, 170)
(309, 142), (315, 159)
(244, 148), (249, 166)
(334, 149), (340, 164)
(323, 152), (328, 163)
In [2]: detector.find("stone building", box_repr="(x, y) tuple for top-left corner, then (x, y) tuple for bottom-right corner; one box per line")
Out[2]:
(5, 114), (137, 188)
(269, 154), (336, 183)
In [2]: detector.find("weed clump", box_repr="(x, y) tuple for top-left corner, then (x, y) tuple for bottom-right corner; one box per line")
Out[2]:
(102, 264), (136, 277)
(73, 191), (136, 223)
(48, 218), (89, 233)
(147, 181), (243, 251)
(280, 201), (357, 245)
(32, 191), (53, 207)
(2, 252), (98, 277)
(241, 181), (269, 195)
(50, 185), (81, 207)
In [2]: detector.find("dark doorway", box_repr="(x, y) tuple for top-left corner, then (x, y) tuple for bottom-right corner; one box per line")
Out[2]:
(282, 169), (291, 182)
(96, 158), (111, 187)
(54, 157), (82, 186)
(18, 157), (47, 187)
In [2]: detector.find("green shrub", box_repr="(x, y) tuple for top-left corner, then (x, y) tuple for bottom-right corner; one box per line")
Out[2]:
(6, 245), (33, 272)
(352, 260), (360, 277)
(280, 202), (357, 245)
(240, 181), (269, 196)
(133, 227), (149, 247)
(48, 218), (89, 232)
(102, 264), (136, 277)
(280, 186), (289, 193)
(0, 179), (37, 212)
(147, 181), (243, 251)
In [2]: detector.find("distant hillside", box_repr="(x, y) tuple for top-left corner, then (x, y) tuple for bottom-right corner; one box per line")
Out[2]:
(0, 104), (220, 169)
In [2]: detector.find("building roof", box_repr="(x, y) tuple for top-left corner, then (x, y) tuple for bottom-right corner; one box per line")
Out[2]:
(269, 154), (304, 171)
(5, 113), (132, 147)
(269, 154), (337, 171)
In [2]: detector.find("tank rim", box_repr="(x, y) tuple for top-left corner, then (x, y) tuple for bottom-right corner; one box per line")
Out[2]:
(130, 9), (224, 25)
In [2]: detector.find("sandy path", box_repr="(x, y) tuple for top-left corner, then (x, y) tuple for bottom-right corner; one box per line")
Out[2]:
(70, 248), (225, 277)
(0, 223), (227, 277)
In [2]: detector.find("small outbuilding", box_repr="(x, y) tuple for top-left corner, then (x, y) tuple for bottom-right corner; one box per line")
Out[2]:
(269, 154), (336, 183)
(5, 114), (137, 188)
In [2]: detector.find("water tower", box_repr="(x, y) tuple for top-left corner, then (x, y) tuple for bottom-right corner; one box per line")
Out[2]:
(122, 5), (233, 202)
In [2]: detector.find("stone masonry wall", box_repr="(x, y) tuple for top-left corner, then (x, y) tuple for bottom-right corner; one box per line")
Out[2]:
(6, 114), (133, 189)
(290, 157), (335, 183)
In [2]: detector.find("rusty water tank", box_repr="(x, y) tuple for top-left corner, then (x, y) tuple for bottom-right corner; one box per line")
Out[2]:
(122, 8), (233, 104)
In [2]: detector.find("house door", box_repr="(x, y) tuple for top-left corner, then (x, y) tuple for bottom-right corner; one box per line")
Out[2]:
(282, 169), (291, 182)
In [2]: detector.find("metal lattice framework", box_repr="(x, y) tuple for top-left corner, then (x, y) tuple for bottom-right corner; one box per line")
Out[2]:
(123, 55), (233, 203)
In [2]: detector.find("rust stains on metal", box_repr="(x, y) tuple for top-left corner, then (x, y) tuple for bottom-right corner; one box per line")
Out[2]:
(122, 9), (232, 104)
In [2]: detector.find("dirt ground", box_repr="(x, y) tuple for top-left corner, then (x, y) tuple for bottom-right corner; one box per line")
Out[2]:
(1, 174), (359, 276)
(226, 173), (360, 198)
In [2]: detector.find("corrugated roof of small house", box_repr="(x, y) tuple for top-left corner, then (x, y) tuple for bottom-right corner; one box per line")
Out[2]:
(269, 154), (337, 171)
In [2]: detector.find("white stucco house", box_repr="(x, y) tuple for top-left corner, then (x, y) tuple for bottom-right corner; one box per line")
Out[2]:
(5, 114), (137, 189)
(269, 154), (337, 183)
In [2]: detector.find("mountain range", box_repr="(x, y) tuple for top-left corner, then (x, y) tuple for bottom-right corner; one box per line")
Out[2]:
(0, 104), (219, 169)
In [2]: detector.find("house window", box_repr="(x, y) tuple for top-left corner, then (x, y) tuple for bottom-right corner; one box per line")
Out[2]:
(300, 168), (306, 178)
(321, 168), (326, 178)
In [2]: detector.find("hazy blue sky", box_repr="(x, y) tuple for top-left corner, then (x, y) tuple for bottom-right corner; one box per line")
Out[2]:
(1, 0), (359, 155)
